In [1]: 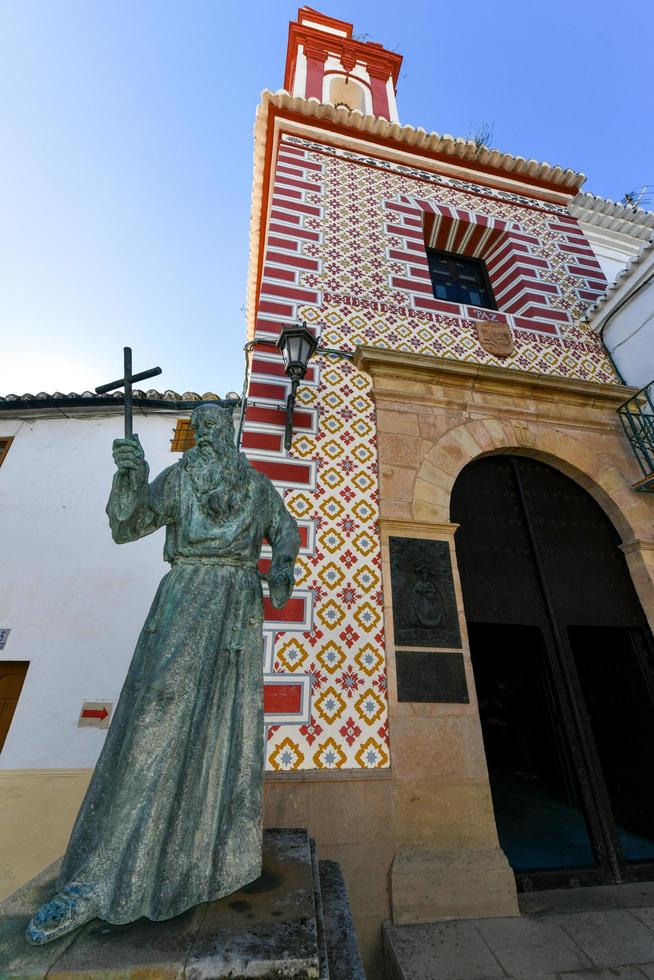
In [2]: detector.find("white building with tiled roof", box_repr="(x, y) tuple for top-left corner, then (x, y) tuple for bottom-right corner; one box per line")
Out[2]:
(568, 193), (654, 387)
(0, 392), (230, 896)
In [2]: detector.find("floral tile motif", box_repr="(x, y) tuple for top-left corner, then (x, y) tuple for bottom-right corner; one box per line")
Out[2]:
(355, 642), (384, 677)
(355, 737), (389, 769)
(313, 736), (348, 769)
(276, 638), (309, 673)
(317, 639), (348, 675)
(355, 688), (386, 725)
(314, 685), (348, 724)
(269, 737), (305, 771)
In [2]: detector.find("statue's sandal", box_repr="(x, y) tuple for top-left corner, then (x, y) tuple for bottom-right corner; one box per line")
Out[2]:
(26, 887), (99, 945)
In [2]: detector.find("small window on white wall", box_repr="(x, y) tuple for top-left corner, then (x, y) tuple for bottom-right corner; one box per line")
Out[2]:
(0, 661), (29, 753)
(0, 437), (13, 468)
(329, 76), (365, 113)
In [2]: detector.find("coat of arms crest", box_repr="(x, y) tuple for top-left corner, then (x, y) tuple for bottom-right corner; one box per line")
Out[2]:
(474, 320), (515, 358)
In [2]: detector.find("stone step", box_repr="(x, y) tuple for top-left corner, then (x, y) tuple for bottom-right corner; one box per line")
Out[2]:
(310, 841), (330, 980)
(0, 828), (324, 979)
(318, 860), (365, 980)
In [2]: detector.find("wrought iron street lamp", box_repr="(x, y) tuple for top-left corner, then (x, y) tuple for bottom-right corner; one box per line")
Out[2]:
(277, 323), (318, 450)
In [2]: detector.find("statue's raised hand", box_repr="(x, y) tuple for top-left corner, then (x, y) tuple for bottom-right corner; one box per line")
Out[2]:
(112, 435), (146, 479)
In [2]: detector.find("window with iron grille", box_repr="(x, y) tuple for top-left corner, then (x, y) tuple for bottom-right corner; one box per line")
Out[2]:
(426, 249), (497, 310)
(170, 419), (195, 452)
(0, 437), (13, 468)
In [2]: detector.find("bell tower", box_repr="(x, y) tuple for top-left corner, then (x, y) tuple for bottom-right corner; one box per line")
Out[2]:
(283, 7), (402, 123)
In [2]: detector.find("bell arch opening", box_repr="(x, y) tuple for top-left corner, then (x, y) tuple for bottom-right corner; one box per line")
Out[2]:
(451, 453), (654, 891)
(328, 75), (366, 113)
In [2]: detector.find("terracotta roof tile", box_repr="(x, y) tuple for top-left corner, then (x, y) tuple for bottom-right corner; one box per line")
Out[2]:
(570, 191), (654, 240)
(0, 389), (226, 407)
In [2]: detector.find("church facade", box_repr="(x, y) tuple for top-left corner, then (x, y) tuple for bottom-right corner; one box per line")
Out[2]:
(238, 5), (654, 968)
(2, 6), (654, 975)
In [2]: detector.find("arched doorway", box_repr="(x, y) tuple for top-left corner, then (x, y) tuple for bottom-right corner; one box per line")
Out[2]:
(451, 454), (654, 891)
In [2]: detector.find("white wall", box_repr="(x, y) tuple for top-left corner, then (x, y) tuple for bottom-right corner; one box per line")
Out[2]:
(0, 411), (182, 768)
(586, 230), (654, 389)
(579, 222), (643, 283)
(386, 75), (400, 125)
(292, 45), (307, 99)
(598, 265), (654, 389)
(608, 299), (654, 389)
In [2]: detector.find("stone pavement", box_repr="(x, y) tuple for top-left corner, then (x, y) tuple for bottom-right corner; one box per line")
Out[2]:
(384, 882), (654, 979)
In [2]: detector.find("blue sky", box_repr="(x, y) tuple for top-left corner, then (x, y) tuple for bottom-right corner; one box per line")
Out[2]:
(2, 0), (653, 397)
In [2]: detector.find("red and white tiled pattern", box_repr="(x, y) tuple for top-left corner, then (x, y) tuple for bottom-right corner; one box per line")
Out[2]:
(247, 131), (617, 772)
(244, 139), (388, 770)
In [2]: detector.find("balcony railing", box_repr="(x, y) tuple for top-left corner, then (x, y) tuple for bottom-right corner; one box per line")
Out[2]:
(618, 381), (654, 491)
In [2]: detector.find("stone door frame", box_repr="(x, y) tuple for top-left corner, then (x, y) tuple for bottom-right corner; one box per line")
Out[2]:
(354, 345), (654, 924)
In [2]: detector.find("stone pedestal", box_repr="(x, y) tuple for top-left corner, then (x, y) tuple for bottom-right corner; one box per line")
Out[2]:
(0, 829), (364, 979)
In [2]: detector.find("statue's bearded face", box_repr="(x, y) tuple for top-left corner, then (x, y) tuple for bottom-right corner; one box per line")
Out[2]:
(184, 405), (248, 519)
(191, 406), (235, 456)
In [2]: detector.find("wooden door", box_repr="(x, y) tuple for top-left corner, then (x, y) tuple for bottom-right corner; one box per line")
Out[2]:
(452, 456), (654, 890)
(0, 662), (29, 752)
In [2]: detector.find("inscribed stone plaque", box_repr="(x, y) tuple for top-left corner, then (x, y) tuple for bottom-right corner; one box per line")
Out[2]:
(396, 650), (469, 703)
(389, 537), (461, 648)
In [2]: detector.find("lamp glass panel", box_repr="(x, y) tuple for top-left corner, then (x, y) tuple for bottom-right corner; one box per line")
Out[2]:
(298, 336), (312, 366)
(288, 335), (302, 364)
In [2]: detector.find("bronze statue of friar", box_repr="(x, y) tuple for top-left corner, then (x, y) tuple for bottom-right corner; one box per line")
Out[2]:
(26, 401), (300, 944)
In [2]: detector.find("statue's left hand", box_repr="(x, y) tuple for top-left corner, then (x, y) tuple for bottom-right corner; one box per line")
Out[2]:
(266, 555), (295, 609)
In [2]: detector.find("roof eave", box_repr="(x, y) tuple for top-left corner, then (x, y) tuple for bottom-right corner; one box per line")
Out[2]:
(570, 191), (654, 241)
(589, 238), (654, 329)
(0, 390), (229, 414)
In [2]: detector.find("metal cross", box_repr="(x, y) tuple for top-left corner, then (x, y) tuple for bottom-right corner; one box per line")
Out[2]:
(95, 347), (162, 438)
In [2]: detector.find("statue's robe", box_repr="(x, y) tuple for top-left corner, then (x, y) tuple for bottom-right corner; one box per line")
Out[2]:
(57, 456), (300, 923)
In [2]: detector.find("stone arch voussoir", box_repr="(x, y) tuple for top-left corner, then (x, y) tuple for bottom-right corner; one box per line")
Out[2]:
(413, 417), (650, 546)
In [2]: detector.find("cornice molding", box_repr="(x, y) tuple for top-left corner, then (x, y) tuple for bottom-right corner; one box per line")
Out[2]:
(353, 345), (635, 409)
(0, 767), (393, 783)
(264, 93), (583, 191)
(620, 539), (654, 556)
(285, 25), (403, 90)
(379, 519), (459, 538)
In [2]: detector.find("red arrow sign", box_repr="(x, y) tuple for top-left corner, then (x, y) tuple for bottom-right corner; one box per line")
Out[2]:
(81, 707), (109, 721)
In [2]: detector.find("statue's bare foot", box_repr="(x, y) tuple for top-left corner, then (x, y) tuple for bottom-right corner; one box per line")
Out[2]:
(25, 885), (99, 945)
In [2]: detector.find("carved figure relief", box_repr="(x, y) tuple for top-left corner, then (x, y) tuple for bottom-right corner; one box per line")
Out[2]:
(389, 537), (461, 649)
(410, 564), (443, 629)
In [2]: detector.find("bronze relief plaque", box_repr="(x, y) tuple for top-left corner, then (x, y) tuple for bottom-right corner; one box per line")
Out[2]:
(396, 650), (469, 703)
(389, 537), (462, 648)
(475, 319), (515, 357)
